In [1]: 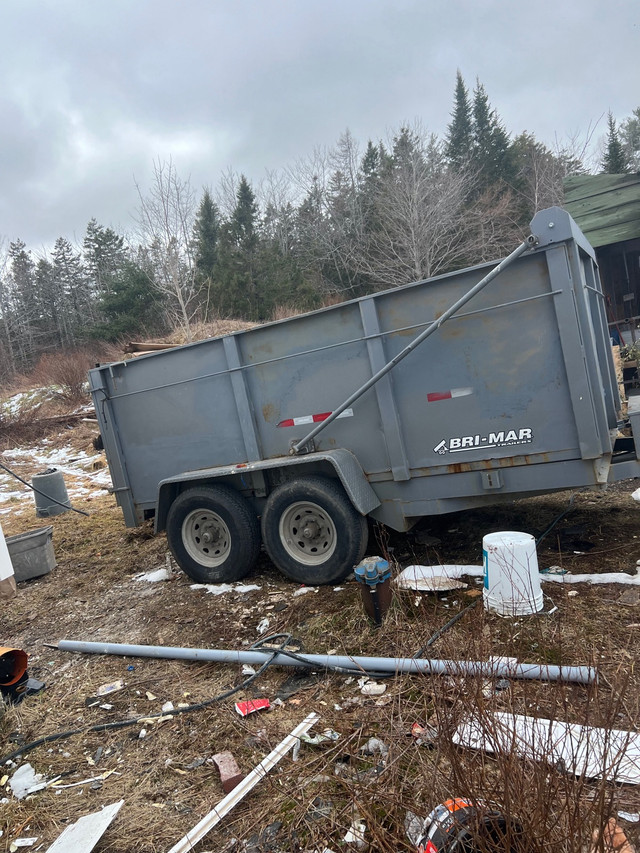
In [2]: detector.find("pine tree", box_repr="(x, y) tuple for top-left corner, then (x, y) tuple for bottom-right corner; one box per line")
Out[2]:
(8, 240), (39, 367)
(601, 112), (630, 174)
(230, 177), (258, 248)
(52, 238), (88, 343)
(35, 258), (66, 350)
(192, 189), (220, 310)
(358, 140), (383, 261)
(92, 260), (163, 341)
(471, 80), (517, 190)
(445, 70), (473, 169)
(83, 219), (126, 297)
(214, 176), (261, 318)
(620, 107), (640, 171)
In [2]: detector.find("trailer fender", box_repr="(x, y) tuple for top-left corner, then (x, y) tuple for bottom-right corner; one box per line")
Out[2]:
(154, 448), (380, 533)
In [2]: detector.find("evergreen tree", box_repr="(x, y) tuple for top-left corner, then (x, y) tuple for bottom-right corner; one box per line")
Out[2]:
(192, 189), (220, 312)
(52, 237), (88, 343)
(91, 260), (163, 341)
(445, 70), (473, 169)
(471, 79), (518, 191)
(35, 258), (66, 350)
(83, 219), (126, 297)
(360, 140), (382, 208)
(357, 140), (383, 267)
(193, 190), (220, 277)
(214, 176), (260, 318)
(620, 107), (640, 171)
(511, 132), (584, 219)
(7, 240), (41, 368)
(601, 112), (630, 173)
(230, 176), (258, 248)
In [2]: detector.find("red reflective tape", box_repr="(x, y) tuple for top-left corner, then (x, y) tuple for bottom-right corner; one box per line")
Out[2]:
(427, 387), (473, 403)
(277, 408), (354, 428)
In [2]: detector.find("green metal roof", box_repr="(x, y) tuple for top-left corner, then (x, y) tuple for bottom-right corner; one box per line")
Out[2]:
(563, 173), (640, 248)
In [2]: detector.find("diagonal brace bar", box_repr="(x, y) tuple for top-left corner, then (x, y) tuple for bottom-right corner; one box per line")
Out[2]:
(291, 234), (537, 455)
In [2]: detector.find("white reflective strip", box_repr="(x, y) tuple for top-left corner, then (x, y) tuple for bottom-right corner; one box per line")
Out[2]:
(293, 409), (354, 426)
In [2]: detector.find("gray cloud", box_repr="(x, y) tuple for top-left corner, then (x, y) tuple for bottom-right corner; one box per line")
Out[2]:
(0, 0), (638, 249)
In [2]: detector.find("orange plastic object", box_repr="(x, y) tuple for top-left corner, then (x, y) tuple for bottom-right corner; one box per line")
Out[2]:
(0, 647), (28, 685)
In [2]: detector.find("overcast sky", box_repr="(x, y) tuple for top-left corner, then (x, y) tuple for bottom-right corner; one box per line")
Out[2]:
(1, 0), (638, 252)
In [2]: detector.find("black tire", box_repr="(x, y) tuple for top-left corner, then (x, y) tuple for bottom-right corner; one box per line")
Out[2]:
(166, 485), (260, 584)
(261, 475), (368, 585)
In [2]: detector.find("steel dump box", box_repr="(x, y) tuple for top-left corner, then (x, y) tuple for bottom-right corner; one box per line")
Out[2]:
(89, 207), (640, 584)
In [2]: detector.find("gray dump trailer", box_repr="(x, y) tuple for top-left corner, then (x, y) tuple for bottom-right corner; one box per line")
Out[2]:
(89, 207), (640, 586)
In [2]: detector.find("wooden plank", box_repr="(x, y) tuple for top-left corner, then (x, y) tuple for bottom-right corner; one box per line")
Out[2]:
(564, 174), (640, 248)
(123, 341), (177, 353)
(564, 173), (640, 202)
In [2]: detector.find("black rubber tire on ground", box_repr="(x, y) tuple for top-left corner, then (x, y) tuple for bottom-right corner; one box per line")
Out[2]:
(261, 475), (368, 585)
(166, 485), (261, 584)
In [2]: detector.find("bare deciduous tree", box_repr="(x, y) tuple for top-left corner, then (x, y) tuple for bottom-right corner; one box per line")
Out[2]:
(359, 125), (472, 287)
(135, 158), (199, 342)
(257, 169), (298, 254)
(288, 133), (370, 296)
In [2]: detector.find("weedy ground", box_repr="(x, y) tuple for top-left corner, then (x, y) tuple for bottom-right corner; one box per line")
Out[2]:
(1, 385), (640, 852)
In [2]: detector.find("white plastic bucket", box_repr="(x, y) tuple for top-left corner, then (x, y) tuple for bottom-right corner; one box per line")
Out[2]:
(482, 531), (543, 616)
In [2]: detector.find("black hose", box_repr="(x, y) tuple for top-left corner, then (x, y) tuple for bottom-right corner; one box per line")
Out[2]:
(0, 460), (90, 518)
(0, 633), (297, 764)
(0, 598), (482, 765)
(412, 601), (478, 659)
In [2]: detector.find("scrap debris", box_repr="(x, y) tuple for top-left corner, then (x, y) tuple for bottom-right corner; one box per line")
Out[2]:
(212, 751), (243, 793)
(454, 711), (640, 783)
(44, 800), (124, 853)
(397, 564), (640, 589)
(166, 713), (319, 853)
(9, 763), (57, 800)
(235, 698), (270, 717)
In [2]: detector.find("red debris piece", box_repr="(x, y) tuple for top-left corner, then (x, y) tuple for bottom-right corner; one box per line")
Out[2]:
(235, 698), (270, 717)
(212, 751), (244, 793)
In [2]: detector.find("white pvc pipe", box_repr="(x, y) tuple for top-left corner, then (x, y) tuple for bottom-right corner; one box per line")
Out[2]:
(167, 713), (319, 853)
(56, 640), (596, 684)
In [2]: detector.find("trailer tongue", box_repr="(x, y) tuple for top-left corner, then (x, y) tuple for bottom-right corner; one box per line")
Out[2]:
(90, 206), (640, 585)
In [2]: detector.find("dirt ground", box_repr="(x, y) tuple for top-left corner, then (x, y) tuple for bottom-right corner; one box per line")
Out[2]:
(2, 416), (640, 852)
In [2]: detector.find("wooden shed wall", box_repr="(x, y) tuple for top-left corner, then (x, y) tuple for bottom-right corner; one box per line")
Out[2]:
(564, 174), (640, 248)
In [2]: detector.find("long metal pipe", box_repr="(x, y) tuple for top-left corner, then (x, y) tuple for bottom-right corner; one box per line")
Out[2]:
(56, 639), (595, 684)
(291, 235), (537, 454)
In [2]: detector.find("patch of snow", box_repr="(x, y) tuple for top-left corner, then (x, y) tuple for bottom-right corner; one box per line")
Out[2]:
(292, 586), (316, 597)
(0, 442), (112, 512)
(190, 582), (261, 596)
(134, 568), (171, 583)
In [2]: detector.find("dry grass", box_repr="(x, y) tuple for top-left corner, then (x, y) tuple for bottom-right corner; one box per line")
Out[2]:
(2, 420), (640, 850)
(28, 345), (120, 403)
(165, 318), (257, 346)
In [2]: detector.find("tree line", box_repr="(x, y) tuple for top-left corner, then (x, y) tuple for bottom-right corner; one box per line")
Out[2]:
(1, 72), (638, 384)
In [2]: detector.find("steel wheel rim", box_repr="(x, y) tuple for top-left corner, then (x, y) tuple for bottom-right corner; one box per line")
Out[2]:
(182, 508), (231, 567)
(279, 500), (337, 566)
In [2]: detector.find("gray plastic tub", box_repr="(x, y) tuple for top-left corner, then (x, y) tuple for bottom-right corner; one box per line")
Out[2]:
(6, 526), (56, 581)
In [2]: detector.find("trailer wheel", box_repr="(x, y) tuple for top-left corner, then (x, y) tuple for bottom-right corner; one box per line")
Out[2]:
(261, 476), (368, 585)
(166, 485), (260, 583)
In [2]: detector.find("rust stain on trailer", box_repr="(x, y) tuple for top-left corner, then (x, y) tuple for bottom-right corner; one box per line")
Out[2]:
(417, 452), (552, 477)
(439, 322), (464, 338)
(262, 403), (277, 423)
